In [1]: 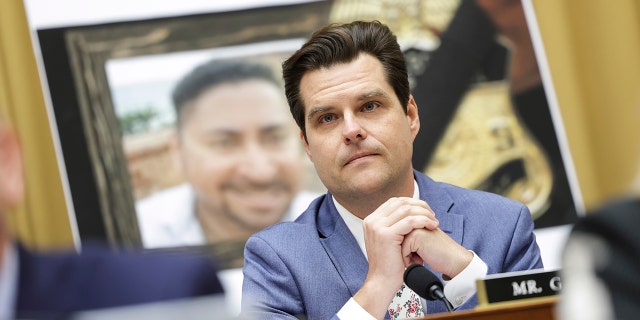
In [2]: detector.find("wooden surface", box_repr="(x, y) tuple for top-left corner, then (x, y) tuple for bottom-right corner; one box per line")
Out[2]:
(420, 297), (557, 320)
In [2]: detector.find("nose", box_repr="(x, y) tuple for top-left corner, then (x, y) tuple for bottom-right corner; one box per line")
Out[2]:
(237, 141), (278, 183)
(342, 114), (367, 144)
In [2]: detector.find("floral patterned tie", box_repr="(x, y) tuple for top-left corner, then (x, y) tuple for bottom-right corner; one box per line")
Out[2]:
(388, 284), (425, 319)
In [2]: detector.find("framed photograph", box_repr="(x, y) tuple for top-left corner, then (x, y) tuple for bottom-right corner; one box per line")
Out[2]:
(37, 0), (333, 259)
(37, 0), (580, 275)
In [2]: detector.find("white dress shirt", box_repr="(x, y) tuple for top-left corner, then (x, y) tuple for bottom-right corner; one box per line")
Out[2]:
(136, 183), (320, 316)
(0, 242), (18, 320)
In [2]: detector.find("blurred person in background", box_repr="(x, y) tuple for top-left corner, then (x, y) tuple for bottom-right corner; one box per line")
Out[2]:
(558, 141), (640, 319)
(0, 111), (224, 319)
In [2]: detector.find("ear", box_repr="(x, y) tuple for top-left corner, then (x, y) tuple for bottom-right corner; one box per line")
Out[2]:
(300, 130), (313, 161)
(0, 126), (24, 209)
(406, 95), (421, 140)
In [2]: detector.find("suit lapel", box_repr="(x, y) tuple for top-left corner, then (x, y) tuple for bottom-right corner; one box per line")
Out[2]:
(316, 195), (369, 296)
(415, 170), (464, 244)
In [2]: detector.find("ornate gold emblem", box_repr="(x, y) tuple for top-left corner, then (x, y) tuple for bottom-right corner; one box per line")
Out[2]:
(422, 82), (553, 219)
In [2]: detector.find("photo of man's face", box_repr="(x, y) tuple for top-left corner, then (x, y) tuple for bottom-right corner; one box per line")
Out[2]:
(175, 78), (305, 238)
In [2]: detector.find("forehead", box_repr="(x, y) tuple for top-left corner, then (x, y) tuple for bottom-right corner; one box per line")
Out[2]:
(184, 80), (292, 129)
(299, 54), (392, 109)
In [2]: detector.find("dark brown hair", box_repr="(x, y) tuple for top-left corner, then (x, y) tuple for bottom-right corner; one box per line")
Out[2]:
(282, 20), (410, 139)
(173, 60), (280, 130)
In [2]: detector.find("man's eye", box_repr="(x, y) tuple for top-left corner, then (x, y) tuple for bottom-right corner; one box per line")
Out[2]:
(319, 114), (335, 124)
(362, 102), (378, 112)
(264, 131), (288, 146)
(208, 138), (236, 149)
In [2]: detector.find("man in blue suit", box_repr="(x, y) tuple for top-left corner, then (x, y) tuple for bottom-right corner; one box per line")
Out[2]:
(0, 116), (224, 319)
(241, 20), (543, 319)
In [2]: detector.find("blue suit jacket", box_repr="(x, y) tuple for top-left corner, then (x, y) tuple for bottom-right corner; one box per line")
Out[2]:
(16, 242), (224, 319)
(242, 170), (543, 319)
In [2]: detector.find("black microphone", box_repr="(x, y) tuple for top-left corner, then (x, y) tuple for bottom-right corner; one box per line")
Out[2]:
(403, 264), (454, 312)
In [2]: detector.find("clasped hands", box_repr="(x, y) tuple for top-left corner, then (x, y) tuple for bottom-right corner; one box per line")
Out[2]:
(354, 197), (472, 318)
(363, 197), (472, 288)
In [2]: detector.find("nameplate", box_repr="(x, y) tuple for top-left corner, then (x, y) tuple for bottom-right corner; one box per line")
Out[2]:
(476, 269), (561, 305)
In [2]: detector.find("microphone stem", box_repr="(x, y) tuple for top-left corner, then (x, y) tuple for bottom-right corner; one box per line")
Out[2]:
(431, 286), (455, 312)
(442, 297), (454, 312)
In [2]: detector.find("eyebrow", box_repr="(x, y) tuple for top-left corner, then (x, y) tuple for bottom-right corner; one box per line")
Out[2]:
(306, 89), (389, 122)
(203, 123), (288, 135)
(307, 106), (332, 123)
(359, 89), (387, 101)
